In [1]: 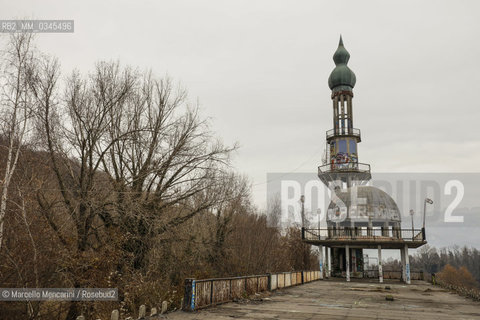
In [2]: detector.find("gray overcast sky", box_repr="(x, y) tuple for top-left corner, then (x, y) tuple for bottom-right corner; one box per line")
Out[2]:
(4, 1), (480, 246)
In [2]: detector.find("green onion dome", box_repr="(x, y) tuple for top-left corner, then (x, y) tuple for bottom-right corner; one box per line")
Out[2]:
(328, 36), (356, 91)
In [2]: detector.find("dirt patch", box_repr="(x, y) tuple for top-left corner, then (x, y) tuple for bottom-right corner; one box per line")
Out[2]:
(424, 288), (449, 293)
(350, 287), (396, 293)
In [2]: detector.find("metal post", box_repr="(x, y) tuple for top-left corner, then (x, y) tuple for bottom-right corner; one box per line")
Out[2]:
(410, 209), (414, 240)
(378, 245), (383, 283)
(210, 280), (214, 306)
(317, 208), (321, 231)
(400, 246), (406, 282)
(300, 195), (305, 229)
(345, 245), (350, 282)
(422, 198), (433, 242)
(423, 199), (427, 229)
(317, 208), (321, 241)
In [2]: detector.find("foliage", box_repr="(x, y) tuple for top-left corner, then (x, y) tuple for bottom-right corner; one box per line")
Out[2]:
(0, 35), (318, 320)
(409, 245), (480, 284)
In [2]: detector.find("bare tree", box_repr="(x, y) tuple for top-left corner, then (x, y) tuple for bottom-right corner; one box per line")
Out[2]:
(31, 60), (136, 252)
(29, 60), (138, 319)
(100, 73), (237, 269)
(0, 33), (36, 250)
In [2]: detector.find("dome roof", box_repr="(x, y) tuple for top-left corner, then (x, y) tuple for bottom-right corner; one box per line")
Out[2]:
(327, 185), (401, 225)
(328, 36), (356, 91)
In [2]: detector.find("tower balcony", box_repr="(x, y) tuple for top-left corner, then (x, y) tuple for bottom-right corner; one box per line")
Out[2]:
(302, 227), (427, 249)
(318, 162), (371, 185)
(318, 161), (370, 173)
(326, 127), (361, 142)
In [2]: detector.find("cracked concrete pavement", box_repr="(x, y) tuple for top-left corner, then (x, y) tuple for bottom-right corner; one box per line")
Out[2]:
(163, 278), (480, 319)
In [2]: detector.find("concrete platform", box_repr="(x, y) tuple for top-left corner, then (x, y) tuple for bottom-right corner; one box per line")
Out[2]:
(166, 279), (480, 319)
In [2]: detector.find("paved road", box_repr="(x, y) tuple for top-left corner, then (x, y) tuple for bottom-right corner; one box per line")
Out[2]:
(165, 279), (480, 319)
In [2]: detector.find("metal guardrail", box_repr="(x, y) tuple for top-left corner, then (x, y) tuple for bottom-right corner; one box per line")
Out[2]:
(326, 127), (361, 140)
(302, 227), (425, 242)
(318, 162), (371, 174)
(183, 271), (320, 311)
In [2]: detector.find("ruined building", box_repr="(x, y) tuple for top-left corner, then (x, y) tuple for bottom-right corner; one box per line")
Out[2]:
(302, 37), (426, 284)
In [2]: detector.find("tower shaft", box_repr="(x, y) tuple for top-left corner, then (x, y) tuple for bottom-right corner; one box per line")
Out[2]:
(319, 37), (370, 187)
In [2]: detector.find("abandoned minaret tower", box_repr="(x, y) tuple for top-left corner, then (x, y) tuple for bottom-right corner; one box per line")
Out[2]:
(303, 36), (427, 284)
(319, 35), (370, 188)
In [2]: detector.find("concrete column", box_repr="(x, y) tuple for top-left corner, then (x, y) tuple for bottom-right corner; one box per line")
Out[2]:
(400, 245), (406, 282)
(395, 222), (402, 238)
(382, 221), (389, 236)
(325, 247), (330, 278)
(340, 94), (345, 133)
(318, 245), (324, 279)
(329, 247), (332, 277)
(405, 244), (411, 284)
(333, 96), (339, 133)
(139, 305), (146, 318)
(378, 245), (383, 283)
(347, 95), (353, 131)
(345, 245), (350, 282)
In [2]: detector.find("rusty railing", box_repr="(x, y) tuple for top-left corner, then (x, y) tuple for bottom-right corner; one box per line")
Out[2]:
(183, 271), (320, 311)
(302, 227), (425, 242)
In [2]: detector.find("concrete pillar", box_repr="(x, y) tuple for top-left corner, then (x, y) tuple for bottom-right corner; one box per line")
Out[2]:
(400, 245), (406, 282)
(325, 247), (330, 278)
(151, 307), (158, 316)
(328, 247), (332, 277)
(340, 94), (345, 133)
(395, 222), (402, 238)
(318, 245), (324, 279)
(405, 244), (411, 284)
(367, 219), (373, 236)
(378, 245), (383, 283)
(111, 310), (119, 320)
(347, 95), (353, 131)
(345, 245), (350, 282)
(333, 96), (338, 132)
(382, 221), (389, 236)
(138, 305), (146, 318)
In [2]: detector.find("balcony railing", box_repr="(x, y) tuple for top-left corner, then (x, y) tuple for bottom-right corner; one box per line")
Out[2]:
(326, 128), (361, 141)
(302, 227), (425, 242)
(318, 162), (371, 174)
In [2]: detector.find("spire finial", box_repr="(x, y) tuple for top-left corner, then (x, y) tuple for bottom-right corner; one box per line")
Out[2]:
(333, 36), (350, 66)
